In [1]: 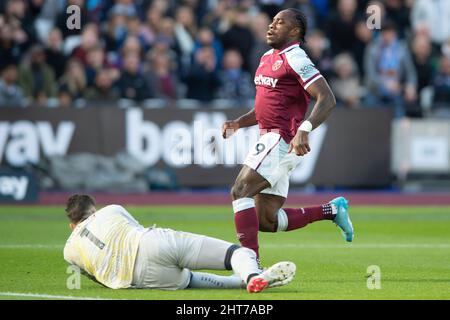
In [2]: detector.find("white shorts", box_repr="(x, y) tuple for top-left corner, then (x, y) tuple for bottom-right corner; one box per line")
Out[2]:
(244, 132), (302, 198)
(132, 228), (232, 290)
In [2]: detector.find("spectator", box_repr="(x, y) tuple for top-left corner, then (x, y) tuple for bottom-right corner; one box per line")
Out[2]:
(184, 46), (220, 102)
(442, 39), (450, 59)
(384, 0), (412, 39)
(3, 0), (36, 46)
(126, 15), (143, 39)
(217, 49), (255, 106)
(249, 12), (271, 76)
(202, 0), (229, 34)
(18, 45), (57, 106)
(145, 50), (180, 101)
(0, 1), (33, 69)
(174, 6), (197, 71)
(58, 86), (74, 108)
(104, 9), (129, 52)
(411, 0), (450, 46)
(0, 64), (27, 107)
(220, 7), (255, 71)
(120, 35), (143, 59)
(411, 34), (435, 93)
(59, 58), (87, 101)
(327, 0), (359, 55)
(139, 5), (161, 48)
(193, 27), (223, 71)
(84, 69), (119, 105)
(85, 44), (108, 86)
(44, 28), (67, 80)
(157, 17), (179, 54)
(330, 53), (361, 108)
(116, 53), (155, 101)
(109, 0), (137, 18)
(353, 19), (374, 76)
(284, 0), (318, 32)
(433, 56), (450, 112)
(71, 23), (100, 65)
(259, 0), (284, 19)
(364, 21), (418, 118)
(305, 29), (333, 80)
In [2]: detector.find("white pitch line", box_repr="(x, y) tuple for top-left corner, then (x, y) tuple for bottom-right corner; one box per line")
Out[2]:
(0, 292), (112, 300)
(1, 243), (450, 249)
(263, 243), (450, 249)
(0, 244), (63, 249)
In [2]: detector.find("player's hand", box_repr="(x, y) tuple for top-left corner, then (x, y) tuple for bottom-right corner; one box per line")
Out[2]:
(288, 130), (311, 156)
(222, 120), (239, 139)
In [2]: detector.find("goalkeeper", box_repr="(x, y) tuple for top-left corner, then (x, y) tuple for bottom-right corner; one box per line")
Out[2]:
(63, 194), (295, 293)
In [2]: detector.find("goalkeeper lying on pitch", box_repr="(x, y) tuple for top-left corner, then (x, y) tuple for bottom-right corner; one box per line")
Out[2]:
(63, 194), (295, 293)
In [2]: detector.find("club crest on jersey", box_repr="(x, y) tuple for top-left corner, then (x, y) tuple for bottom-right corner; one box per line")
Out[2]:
(272, 59), (283, 71)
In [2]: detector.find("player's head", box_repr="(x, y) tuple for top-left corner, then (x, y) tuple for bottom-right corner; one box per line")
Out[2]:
(267, 8), (307, 49)
(380, 20), (398, 44)
(65, 194), (97, 228)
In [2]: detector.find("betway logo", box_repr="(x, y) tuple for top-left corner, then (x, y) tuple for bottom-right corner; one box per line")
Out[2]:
(0, 175), (28, 200)
(254, 74), (278, 88)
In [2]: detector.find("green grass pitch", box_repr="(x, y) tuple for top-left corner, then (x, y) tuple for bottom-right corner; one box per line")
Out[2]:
(0, 205), (449, 300)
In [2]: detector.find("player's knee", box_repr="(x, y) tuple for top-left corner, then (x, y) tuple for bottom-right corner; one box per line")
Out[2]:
(231, 180), (251, 200)
(259, 218), (277, 233)
(258, 209), (278, 232)
(232, 247), (257, 261)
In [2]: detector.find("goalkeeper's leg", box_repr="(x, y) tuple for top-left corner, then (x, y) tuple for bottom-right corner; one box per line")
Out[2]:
(177, 234), (262, 288)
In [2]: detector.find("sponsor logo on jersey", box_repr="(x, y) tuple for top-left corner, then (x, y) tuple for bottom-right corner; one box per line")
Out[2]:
(299, 64), (317, 79)
(254, 74), (279, 88)
(272, 59), (283, 71)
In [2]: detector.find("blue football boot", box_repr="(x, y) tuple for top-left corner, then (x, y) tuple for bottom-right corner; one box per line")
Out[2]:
(330, 197), (354, 242)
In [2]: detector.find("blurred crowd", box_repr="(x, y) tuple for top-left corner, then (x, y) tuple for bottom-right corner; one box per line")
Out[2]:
(1, 0), (450, 117)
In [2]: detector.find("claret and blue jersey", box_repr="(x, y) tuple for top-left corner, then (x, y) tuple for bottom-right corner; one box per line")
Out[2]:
(253, 41), (323, 143)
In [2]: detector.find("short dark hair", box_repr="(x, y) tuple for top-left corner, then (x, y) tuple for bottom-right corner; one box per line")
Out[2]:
(286, 8), (308, 43)
(381, 20), (398, 33)
(65, 194), (96, 223)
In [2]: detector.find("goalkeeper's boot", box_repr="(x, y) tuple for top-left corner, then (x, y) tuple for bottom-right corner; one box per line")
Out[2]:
(331, 196), (354, 242)
(247, 261), (296, 293)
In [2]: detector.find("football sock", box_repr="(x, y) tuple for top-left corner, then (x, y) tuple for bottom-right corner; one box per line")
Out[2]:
(188, 272), (244, 289)
(232, 198), (260, 257)
(277, 203), (337, 232)
(230, 247), (262, 284)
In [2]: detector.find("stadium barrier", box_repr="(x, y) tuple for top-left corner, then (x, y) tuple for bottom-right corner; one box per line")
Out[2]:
(0, 167), (38, 202)
(0, 107), (392, 189)
(391, 118), (450, 178)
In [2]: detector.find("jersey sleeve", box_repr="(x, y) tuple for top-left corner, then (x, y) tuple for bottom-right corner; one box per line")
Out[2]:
(285, 52), (323, 90)
(111, 205), (143, 227)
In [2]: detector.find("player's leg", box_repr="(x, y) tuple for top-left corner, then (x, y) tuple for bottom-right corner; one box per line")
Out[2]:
(188, 242), (296, 292)
(177, 233), (261, 287)
(255, 193), (336, 232)
(254, 151), (353, 240)
(231, 165), (270, 258)
(231, 132), (284, 257)
(254, 193), (286, 232)
(171, 230), (295, 291)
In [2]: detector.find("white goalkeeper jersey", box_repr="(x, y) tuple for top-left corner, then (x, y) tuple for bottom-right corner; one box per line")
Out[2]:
(64, 205), (147, 289)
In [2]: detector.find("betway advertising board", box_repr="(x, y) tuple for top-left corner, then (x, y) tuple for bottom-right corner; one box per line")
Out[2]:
(0, 107), (391, 188)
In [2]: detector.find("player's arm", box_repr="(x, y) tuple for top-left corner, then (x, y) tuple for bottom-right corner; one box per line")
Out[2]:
(79, 267), (107, 287)
(222, 108), (257, 139)
(289, 78), (336, 156)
